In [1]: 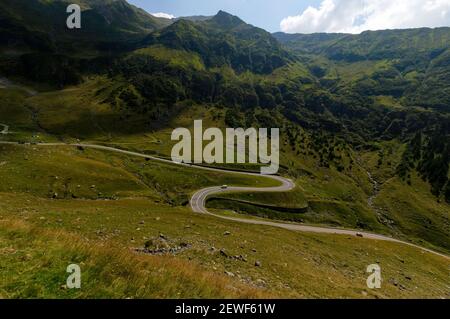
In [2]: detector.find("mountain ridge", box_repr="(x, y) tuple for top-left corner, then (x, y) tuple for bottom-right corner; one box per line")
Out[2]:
(0, 2), (449, 296)
(142, 10), (293, 74)
(0, 1), (449, 206)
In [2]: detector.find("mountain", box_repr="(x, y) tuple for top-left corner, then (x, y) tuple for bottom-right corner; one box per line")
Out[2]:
(274, 28), (450, 111)
(0, 0), (171, 53)
(143, 11), (293, 74)
(0, 1), (449, 298)
(0, 0), (172, 87)
(275, 28), (450, 60)
(273, 32), (348, 54)
(0, 2), (448, 205)
(174, 15), (213, 23)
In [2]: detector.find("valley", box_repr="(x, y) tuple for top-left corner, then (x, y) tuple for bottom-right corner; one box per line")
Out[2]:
(0, 0), (448, 299)
(0, 85), (448, 298)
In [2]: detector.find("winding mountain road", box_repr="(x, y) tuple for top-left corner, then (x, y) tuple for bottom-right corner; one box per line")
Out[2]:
(0, 139), (448, 260)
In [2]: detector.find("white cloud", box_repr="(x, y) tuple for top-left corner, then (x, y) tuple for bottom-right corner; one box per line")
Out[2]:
(280, 0), (450, 34)
(151, 12), (176, 19)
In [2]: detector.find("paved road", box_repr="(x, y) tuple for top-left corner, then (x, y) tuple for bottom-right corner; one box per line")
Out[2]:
(0, 77), (37, 96)
(0, 140), (448, 260)
(191, 185), (450, 260)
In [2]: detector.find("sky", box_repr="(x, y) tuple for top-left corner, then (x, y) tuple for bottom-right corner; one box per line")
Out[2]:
(128, 0), (450, 33)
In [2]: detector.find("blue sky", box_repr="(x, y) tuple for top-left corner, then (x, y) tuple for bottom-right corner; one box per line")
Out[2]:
(128, 0), (322, 32)
(128, 0), (450, 34)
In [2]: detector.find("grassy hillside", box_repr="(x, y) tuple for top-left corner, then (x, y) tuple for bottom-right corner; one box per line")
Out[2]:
(0, 149), (448, 298)
(0, 219), (268, 298)
(0, 1), (449, 299)
(0, 84), (449, 297)
(274, 28), (450, 112)
(0, 0), (171, 49)
(0, 80), (448, 254)
(0, 0), (172, 87)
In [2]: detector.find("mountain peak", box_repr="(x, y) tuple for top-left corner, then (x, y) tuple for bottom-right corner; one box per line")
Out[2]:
(210, 10), (245, 28)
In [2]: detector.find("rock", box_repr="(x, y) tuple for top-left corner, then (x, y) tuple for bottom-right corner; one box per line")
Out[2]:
(139, 220), (145, 225)
(389, 278), (399, 287)
(255, 279), (266, 286)
(220, 249), (229, 258)
(233, 255), (247, 262)
(255, 261), (262, 267)
(145, 237), (170, 251)
(225, 271), (235, 277)
(180, 242), (189, 248)
(223, 231), (231, 236)
(159, 233), (166, 239)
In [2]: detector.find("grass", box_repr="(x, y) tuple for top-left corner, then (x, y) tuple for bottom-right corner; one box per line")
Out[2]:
(132, 45), (206, 71)
(1, 81), (449, 298)
(207, 198), (306, 222)
(374, 95), (404, 109)
(0, 219), (269, 299)
(1, 79), (447, 250)
(207, 189), (309, 222)
(374, 174), (450, 252)
(0, 144), (279, 203)
(212, 189), (308, 209)
(0, 142), (448, 298)
(361, 142), (450, 253)
(0, 192), (448, 299)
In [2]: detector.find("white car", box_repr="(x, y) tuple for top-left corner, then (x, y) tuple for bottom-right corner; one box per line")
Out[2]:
(221, 185), (228, 190)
